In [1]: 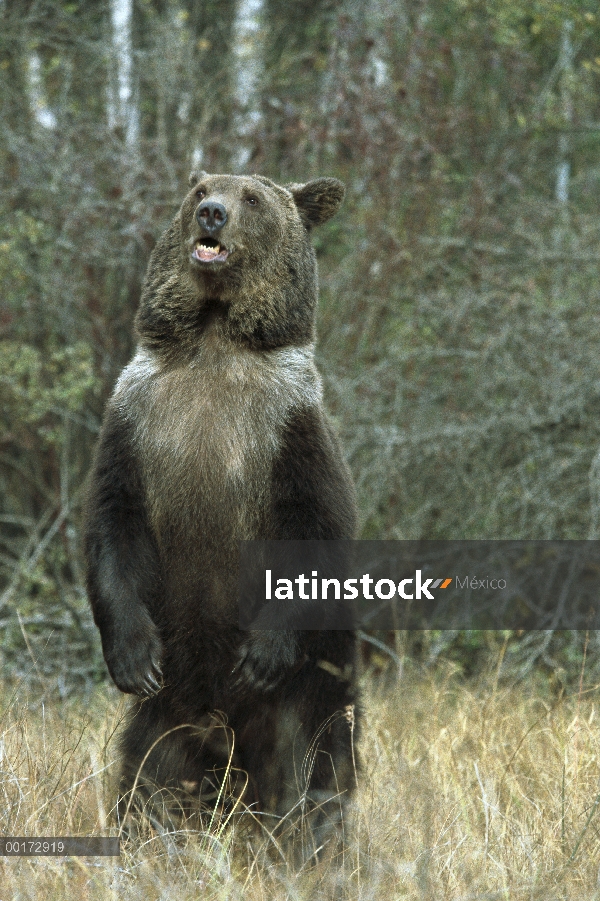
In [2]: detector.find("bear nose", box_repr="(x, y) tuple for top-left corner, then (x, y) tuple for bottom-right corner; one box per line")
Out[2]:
(196, 200), (228, 233)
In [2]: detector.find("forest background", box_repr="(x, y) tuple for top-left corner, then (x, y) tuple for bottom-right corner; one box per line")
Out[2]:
(2, 0), (600, 687)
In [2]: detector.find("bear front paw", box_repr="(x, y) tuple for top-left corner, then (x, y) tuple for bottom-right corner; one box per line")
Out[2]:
(104, 625), (163, 697)
(232, 631), (300, 693)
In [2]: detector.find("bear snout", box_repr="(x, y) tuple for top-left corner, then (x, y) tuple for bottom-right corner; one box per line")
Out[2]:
(196, 200), (228, 234)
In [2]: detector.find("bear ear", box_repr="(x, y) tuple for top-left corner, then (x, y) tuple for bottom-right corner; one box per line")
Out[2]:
(189, 169), (208, 187)
(289, 177), (346, 228)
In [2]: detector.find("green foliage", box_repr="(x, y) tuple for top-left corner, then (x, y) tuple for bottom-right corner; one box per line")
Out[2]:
(0, 341), (99, 437)
(486, 0), (598, 47)
(0, 212), (46, 310)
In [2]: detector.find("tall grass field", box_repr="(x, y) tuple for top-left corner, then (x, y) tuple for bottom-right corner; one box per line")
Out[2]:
(1, 654), (599, 900)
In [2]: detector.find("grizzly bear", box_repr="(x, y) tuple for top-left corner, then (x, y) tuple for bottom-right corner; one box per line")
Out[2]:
(84, 171), (358, 854)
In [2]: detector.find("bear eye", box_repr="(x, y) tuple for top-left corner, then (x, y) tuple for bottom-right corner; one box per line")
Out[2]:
(195, 188), (206, 200)
(245, 195), (259, 206)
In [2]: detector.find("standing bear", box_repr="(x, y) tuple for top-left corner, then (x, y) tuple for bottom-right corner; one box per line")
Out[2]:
(84, 171), (358, 852)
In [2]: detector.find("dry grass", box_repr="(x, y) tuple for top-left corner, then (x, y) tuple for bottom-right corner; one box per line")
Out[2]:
(1, 659), (600, 900)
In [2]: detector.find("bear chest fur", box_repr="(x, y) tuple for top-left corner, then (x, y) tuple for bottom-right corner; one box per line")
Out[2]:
(113, 337), (321, 548)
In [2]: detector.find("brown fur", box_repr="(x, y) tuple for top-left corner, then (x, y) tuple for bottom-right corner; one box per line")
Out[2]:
(84, 172), (358, 855)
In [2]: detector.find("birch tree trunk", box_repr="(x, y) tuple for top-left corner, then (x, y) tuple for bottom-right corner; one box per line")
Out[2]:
(555, 20), (573, 206)
(232, 0), (265, 170)
(107, 0), (138, 150)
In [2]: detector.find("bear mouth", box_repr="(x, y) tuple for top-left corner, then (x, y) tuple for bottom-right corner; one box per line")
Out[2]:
(192, 238), (230, 264)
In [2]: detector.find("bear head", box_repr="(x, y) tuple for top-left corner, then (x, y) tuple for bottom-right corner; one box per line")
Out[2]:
(136, 173), (345, 355)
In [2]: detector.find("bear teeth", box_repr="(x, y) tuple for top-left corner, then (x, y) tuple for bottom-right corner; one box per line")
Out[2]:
(196, 241), (220, 253)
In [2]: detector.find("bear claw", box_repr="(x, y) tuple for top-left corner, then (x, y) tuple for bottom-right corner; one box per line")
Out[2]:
(232, 634), (298, 693)
(105, 633), (163, 697)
